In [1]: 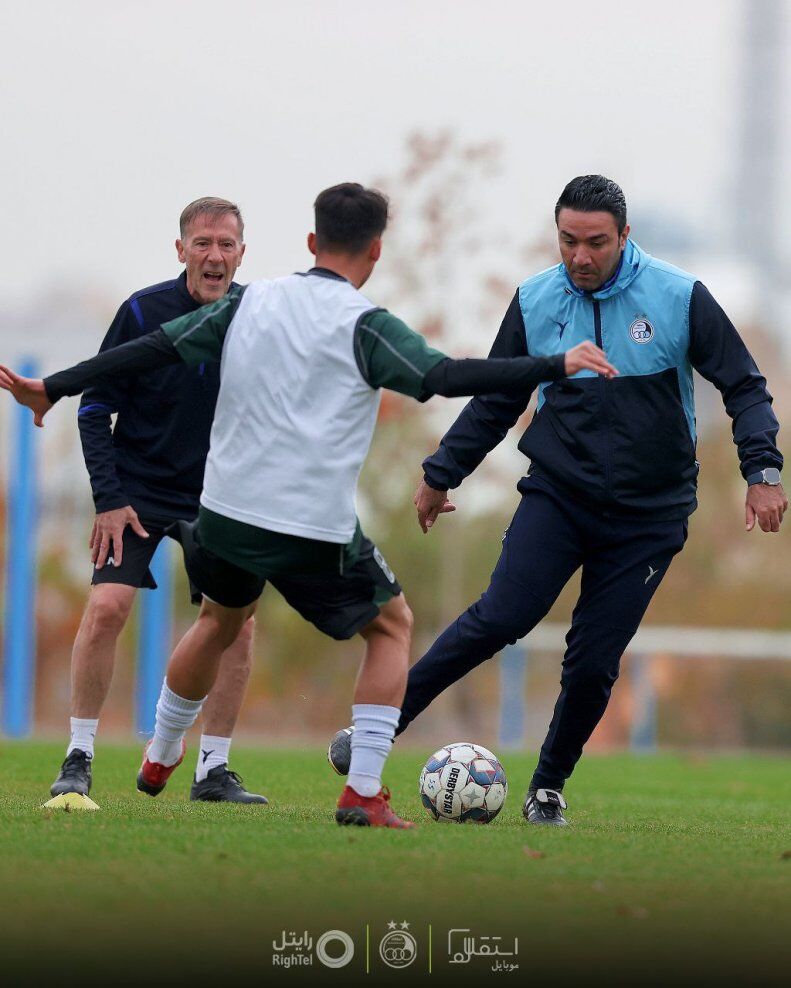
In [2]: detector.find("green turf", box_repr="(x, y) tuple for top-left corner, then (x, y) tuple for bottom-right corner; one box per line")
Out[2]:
(0, 742), (788, 986)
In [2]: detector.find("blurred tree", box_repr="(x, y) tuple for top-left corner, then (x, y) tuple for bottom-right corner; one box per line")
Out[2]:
(358, 131), (559, 731)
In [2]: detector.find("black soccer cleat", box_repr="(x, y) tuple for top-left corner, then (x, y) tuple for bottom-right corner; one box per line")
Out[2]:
(50, 749), (93, 797)
(327, 727), (354, 776)
(190, 765), (268, 804)
(523, 787), (569, 826)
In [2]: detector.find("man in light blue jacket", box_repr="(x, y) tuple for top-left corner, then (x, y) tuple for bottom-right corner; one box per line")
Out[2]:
(330, 175), (787, 826)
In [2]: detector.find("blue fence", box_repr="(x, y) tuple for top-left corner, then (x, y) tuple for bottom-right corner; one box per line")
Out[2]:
(2, 359), (39, 737)
(136, 542), (173, 735)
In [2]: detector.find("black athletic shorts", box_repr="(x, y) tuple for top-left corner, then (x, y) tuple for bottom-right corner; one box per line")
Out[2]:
(168, 516), (403, 641)
(91, 518), (203, 604)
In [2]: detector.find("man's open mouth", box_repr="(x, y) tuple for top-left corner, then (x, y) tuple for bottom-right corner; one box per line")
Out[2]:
(204, 272), (224, 284)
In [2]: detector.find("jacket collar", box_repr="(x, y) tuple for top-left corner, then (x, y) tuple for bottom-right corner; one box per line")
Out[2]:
(561, 239), (649, 300)
(175, 270), (198, 307)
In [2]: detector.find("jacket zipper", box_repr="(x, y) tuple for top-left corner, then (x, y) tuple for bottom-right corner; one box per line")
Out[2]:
(593, 299), (613, 503)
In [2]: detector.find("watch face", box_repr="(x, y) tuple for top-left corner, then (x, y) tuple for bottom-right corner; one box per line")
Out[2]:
(764, 468), (782, 485)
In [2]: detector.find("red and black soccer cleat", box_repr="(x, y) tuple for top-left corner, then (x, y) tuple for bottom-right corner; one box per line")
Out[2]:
(136, 739), (186, 797)
(335, 785), (415, 829)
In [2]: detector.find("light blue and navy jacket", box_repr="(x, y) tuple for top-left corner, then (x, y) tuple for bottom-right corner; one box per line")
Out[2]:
(423, 241), (782, 519)
(78, 272), (232, 521)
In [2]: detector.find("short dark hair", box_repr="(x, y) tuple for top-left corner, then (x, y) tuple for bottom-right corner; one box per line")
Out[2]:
(555, 175), (627, 233)
(314, 183), (389, 253)
(180, 197), (244, 240)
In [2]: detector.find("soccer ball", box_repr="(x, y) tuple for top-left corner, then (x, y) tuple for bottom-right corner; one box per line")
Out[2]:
(419, 741), (507, 824)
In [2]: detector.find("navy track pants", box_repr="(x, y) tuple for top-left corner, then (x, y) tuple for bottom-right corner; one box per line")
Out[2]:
(399, 478), (687, 789)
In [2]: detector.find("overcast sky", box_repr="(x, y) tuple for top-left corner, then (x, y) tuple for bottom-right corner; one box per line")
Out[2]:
(2, 1), (789, 502)
(3, 0), (771, 314)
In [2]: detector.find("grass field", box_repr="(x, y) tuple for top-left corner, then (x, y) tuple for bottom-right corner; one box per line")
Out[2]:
(0, 742), (789, 986)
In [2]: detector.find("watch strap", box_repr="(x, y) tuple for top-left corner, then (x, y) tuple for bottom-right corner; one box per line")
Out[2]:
(746, 469), (781, 486)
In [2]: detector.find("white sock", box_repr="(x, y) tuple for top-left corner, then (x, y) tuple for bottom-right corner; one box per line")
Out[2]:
(195, 734), (232, 782)
(347, 703), (400, 798)
(147, 681), (205, 766)
(68, 717), (98, 758)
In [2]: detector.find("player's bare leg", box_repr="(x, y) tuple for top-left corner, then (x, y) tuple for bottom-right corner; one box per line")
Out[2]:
(137, 599), (256, 796)
(168, 599), (256, 700)
(50, 584), (137, 797)
(71, 584), (137, 719)
(201, 617), (255, 736)
(328, 595), (410, 778)
(354, 593), (412, 707)
(336, 594), (415, 828)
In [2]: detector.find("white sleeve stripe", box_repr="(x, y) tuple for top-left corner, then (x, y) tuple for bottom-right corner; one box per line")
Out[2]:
(357, 322), (424, 378)
(354, 328), (371, 381)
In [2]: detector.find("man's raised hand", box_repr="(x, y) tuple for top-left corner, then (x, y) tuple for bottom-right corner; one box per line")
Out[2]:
(564, 342), (618, 379)
(0, 365), (52, 427)
(414, 479), (456, 534)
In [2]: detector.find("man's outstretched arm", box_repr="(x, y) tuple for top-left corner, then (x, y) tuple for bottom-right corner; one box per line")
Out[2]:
(0, 287), (246, 424)
(355, 299), (615, 403)
(0, 331), (181, 426)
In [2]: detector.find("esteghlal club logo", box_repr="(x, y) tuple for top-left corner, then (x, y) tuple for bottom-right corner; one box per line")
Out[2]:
(379, 921), (417, 969)
(629, 317), (654, 344)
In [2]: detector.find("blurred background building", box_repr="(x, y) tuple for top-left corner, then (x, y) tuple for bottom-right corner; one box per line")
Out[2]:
(0, 0), (789, 750)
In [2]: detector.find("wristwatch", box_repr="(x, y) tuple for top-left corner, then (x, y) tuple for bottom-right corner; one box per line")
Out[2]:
(746, 468), (782, 486)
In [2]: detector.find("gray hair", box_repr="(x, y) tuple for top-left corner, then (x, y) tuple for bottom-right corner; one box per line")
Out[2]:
(179, 197), (244, 240)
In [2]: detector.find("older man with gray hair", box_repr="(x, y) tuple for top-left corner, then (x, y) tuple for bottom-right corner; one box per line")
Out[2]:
(49, 197), (267, 804)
